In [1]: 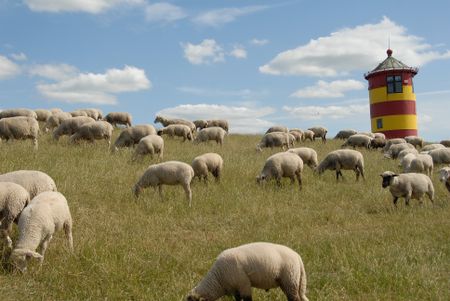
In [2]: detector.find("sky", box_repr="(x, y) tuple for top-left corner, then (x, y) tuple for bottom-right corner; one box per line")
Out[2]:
(1, 0), (450, 141)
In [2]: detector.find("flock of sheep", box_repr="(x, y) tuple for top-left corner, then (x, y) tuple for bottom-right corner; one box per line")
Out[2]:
(1, 107), (450, 300)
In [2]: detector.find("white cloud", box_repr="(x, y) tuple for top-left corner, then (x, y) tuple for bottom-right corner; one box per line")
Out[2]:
(24, 0), (144, 14)
(29, 63), (79, 80)
(10, 52), (27, 61)
(145, 2), (187, 23)
(283, 104), (369, 121)
(177, 86), (267, 99)
(230, 45), (247, 59)
(157, 104), (276, 134)
(250, 38), (269, 46)
(260, 16), (450, 77)
(0, 55), (20, 79)
(291, 79), (365, 98)
(193, 5), (268, 27)
(36, 65), (151, 105)
(181, 39), (225, 65)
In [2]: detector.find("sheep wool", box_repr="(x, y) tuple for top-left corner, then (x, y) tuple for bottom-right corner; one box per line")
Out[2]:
(341, 134), (372, 149)
(112, 124), (157, 151)
(265, 125), (289, 134)
(52, 116), (95, 140)
(334, 129), (357, 140)
(157, 124), (193, 142)
(257, 152), (303, 188)
(316, 149), (365, 181)
(287, 147), (318, 169)
(133, 135), (164, 160)
(256, 132), (291, 152)
(428, 148), (450, 164)
(69, 121), (113, 145)
(192, 153), (223, 182)
(194, 127), (227, 145)
(307, 126), (327, 143)
(439, 167), (450, 192)
(206, 119), (229, 133)
(0, 116), (39, 149)
(0, 170), (57, 199)
(104, 112), (132, 127)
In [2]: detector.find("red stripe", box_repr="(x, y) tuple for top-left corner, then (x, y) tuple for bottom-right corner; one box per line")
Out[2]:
(370, 101), (416, 118)
(367, 72), (414, 90)
(380, 129), (418, 139)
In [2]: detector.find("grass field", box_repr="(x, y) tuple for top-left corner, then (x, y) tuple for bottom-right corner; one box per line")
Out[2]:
(0, 131), (449, 301)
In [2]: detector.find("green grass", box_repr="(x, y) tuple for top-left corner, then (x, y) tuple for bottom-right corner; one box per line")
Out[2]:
(0, 132), (449, 301)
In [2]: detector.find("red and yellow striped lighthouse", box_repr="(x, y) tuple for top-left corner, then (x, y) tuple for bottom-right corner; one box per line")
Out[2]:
(364, 49), (418, 138)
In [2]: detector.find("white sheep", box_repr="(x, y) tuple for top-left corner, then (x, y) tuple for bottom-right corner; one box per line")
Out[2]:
(79, 108), (103, 120)
(194, 127), (227, 146)
(193, 120), (208, 131)
(308, 126), (328, 143)
(34, 109), (52, 122)
(427, 148), (450, 164)
(334, 129), (357, 140)
(384, 143), (415, 159)
(289, 129), (303, 143)
(399, 153), (417, 171)
(133, 161), (195, 207)
(438, 166), (450, 193)
(0, 116), (39, 149)
(383, 138), (407, 152)
(380, 171), (434, 206)
(206, 119), (229, 133)
(302, 130), (314, 142)
(112, 124), (157, 152)
(192, 153), (223, 182)
(154, 115), (196, 133)
(10, 191), (73, 272)
(52, 116), (95, 141)
(256, 132), (291, 152)
(45, 112), (72, 132)
(341, 134), (373, 149)
(0, 108), (37, 119)
(186, 242), (308, 301)
(373, 132), (386, 139)
(104, 112), (132, 127)
(0, 182), (30, 248)
(70, 110), (88, 117)
(316, 149), (365, 181)
(0, 170), (58, 199)
(266, 125), (288, 134)
(369, 137), (387, 150)
(406, 154), (434, 175)
(132, 135), (164, 160)
(69, 121), (113, 145)
(256, 152), (303, 188)
(404, 135), (424, 149)
(397, 148), (419, 162)
(157, 124), (193, 142)
(357, 132), (375, 138)
(287, 147), (318, 169)
(422, 143), (446, 152)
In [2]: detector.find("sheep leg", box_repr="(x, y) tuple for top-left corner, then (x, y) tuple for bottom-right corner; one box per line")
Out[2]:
(182, 183), (192, 207)
(64, 222), (74, 252)
(405, 193), (412, 206)
(355, 168), (360, 181)
(393, 197), (399, 206)
(37, 235), (53, 264)
(158, 185), (163, 200)
(0, 214), (14, 248)
(296, 171), (302, 190)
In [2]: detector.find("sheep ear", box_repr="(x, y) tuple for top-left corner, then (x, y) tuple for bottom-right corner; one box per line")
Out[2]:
(392, 174), (399, 177)
(25, 251), (43, 259)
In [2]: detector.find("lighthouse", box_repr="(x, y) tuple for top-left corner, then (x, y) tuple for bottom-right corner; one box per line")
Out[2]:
(364, 49), (419, 138)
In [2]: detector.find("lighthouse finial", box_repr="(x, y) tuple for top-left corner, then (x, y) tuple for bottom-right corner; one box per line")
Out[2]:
(387, 36), (392, 57)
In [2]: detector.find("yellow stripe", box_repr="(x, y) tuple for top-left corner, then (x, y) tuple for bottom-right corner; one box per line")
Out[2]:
(369, 85), (416, 104)
(371, 114), (417, 131)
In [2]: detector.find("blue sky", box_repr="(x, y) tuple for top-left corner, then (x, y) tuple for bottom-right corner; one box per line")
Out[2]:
(1, 0), (449, 140)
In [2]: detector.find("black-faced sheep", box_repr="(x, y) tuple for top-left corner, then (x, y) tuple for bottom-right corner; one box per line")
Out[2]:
(316, 149), (365, 181)
(194, 127), (227, 146)
(158, 124), (193, 142)
(186, 242), (309, 301)
(287, 147), (318, 169)
(112, 124), (157, 152)
(132, 135), (164, 160)
(439, 166), (450, 193)
(69, 121), (113, 145)
(256, 152), (303, 188)
(104, 112), (132, 127)
(0, 116), (39, 149)
(0, 170), (57, 199)
(192, 153), (223, 182)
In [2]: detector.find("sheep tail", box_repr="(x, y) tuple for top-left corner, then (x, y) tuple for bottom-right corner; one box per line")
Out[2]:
(299, 260), (309, 301)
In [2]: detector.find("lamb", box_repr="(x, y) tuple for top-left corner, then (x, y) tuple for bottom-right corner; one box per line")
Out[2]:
(256, 132), (291, 152)
(384, 143), (415, 159)
(10, 191), (73, 272)
(194, 127), (227, 145)
(191, 153), (223, 182)
(45, 112), (72, 132)
(438, 166), (450, 192)
(112, 124), (157, 151)
(185, 242), (309, 301)
(427, 148), (450, 164)
(308, 126), (327, 143)
(256, 152), (303, 188)
(404, 135), (424, 149)
(34, 109), (52, 122)
(341, 134), (372, 149)
(334, 129), (357, 140)
(193, 119), (208, 131)
(0, 108), (37, 119)
(440, 140), (450, 147)
(266, 125), (288, 134)
(302, 129), (314, 142)
(133, 161), (195, 207)
(421, 143), (445, 152)
(380, 171), (434, 206)
(370, 137), (387, 150)
(132, 135), (164, 160)
(0, 182), (30, 249)
(52, 116), (95, 141)
(104, 112), (132, 127)
(316, 149), (365, 181)
(157, 124), (193, 142)
(70, 110), (88, 117)
(289, 129), (304, 142)
(69, 121), (113, 145)
(406, 154), (434, 175)
(383, 138), (407, 152)
(0, 170), (58, 199)
(287, 147), (318, 169)
(154, 115), (196, 133)
(0, 116), (39, 149)
(206, 119), (229, 133)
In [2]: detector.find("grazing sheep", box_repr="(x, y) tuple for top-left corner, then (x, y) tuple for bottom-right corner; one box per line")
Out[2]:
(193, 120), (208, 131)
(427, 148), (450, 164)
(256, 152), (303, 188)
(0, 116), (39, 149)
(370, 137), (387, 150)
(373, 132), (386, 139)
(154, 115), (196, 133)
(404, 136), (424, 149)
(406, 154), (434, 175)
(104, 112), (132, 127)
(289, 129), (304, 142)
(440, 140), (450, 147)
(133, 161), (195, 207)
(34, 109), (52, 122)
(288, 133), (296, 148)
(192, 153), (223, 182)
(397, 148), (419, 162)
(0, 108), (37, 119)
(302, 130), (314, 142)
(341, 134), (372, 149)
(400, 153), (417, 172)
(45, 112), (72, 132)
(10, 191), (73, 272)
(158, 124), (193, 142)
(438, 166), (450, 192)
(358, 132), (375, 138)
(383, 138), (407, 152)
(256, 132), (291, 152)
(0, 182), (30, 248)
(79, 108), (103, 120)
(334, 129), (357, 140)
(266, 125), (288, 134)
(194, 127), (227, 145)
(422, 143), (446, 152)
(69, 121), (113, 145)
(186, 242), (308, 301)
(380, 171), (434, 206)
(112, 124), (157, 152)
(52, 116), (95, 141)
(308, 126), (327, 143)
(206, 119), (229, 133)
(0, 170), (57, 199)
(70, 110), (88, 117)
(287, 147), (318, 169)
(132, 135), (164, 160)
(384, 143), (415, 159)
(316, 149), (365, 181)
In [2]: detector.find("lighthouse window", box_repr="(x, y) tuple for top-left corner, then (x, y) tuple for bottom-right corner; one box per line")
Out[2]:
(387, 75), (402, 93)
(376, 118), (383, 129)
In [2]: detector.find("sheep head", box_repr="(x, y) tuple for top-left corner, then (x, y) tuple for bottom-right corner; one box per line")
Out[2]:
(10, 248), (43, 272)
(380, 171), (398, 188)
